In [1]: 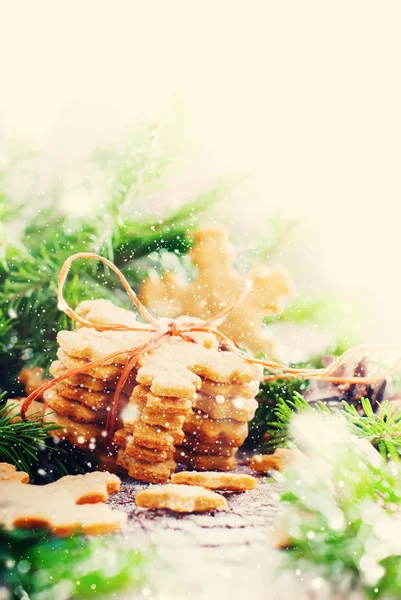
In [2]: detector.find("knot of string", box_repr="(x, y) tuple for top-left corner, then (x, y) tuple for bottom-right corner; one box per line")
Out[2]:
(21, 252), (401, 440)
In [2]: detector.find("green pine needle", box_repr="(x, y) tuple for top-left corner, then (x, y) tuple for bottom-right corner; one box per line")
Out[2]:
(1, 529), (148, 599)
(278, 412), (401, 598)
(266, 391), (401, 458)
(0, 394), (90, 481)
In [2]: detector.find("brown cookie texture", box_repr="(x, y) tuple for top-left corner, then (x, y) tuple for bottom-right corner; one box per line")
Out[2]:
(54, 381), (113, 409)
(131, 385), (193, 415)
(136, 337), (263, 400)
(114, 429), (174, 464)
(51, 471), (121, 503)
(0, 463), (29, 484)
(19, 367), (48, 397)
(1, 471), (126, 536)
(50, 360), (121, 392)
(75, 298), (140, 329)
(175, 448), (237, 471)
(200, 378), (260, 399)
(51, 360), (107, 391)
(117, 450), (175, 484)
(76, 300), (219, 350)
(249, 448), (295, 473)
(57, 348), (123, 380)
(44, 412), (109, 449)
(171, 470), (257, 491)
(180, 434), (237, 457)
(122, 420), (181, 451)
(135, 483), (228, 513)
(182, 412), (249, 446)
(57, 327), (154, 365)
(194, 393), (258, 422)
(44, 388), (108, 423)
(128, 399), (187, 430)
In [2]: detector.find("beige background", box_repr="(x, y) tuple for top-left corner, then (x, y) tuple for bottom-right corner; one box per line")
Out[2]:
(0, 1), (400, 343)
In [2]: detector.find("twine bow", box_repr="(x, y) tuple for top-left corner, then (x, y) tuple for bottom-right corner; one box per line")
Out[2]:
(21, 252), (401, 439)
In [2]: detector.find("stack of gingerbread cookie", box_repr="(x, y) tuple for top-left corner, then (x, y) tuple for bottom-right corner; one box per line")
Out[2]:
(114, 334), (262, 482)
(176, 378), (259, 471)
(44, 299), (262, 482)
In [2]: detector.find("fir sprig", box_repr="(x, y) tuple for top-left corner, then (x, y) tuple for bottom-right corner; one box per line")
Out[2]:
(266, 391), (401, 458)
(0, 395), (90, 482)
(1, 529), (148, 600)
(278, 412), (401, 598)
(248, 376), (308, 445)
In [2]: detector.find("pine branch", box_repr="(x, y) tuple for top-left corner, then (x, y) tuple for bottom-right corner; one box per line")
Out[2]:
(265, 391), (401, 458)
(248, 376), (308, 445)
(0, 395), (93, 482)
(0, 308), (14, 351)
(278, 412), (401, 598)
(1, 530), (148, 599)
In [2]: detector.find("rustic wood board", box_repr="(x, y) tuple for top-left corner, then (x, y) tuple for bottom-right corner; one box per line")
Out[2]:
(107, 457), (284, 600)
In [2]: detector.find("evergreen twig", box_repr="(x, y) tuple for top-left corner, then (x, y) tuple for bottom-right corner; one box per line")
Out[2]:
(1, 529), (148, 599)
(0, 394), (92, 482)
(278, 412), (401, 598)
(266, 391), (401, 458)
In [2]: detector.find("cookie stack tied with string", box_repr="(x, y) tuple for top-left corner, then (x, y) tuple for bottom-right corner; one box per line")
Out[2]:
(23, 252), (262, 484)
(114, 329), (262, 482)
(42, 296), (261, 482)
(44, 300), (147, 471)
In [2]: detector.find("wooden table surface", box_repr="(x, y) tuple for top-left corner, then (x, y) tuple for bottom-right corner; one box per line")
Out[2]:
(107, 458), (290, 600)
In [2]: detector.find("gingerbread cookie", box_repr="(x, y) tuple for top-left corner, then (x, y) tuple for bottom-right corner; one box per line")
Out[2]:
(76, 298), (140, 329)
(128, 398), (187, 430)
(44, 388), (107, 423)
(171, 470), (257, 491)
(181, 433), (237, 457)
(140, 227), (294, 353)
(114, 429), (174, 464)
(1, 471), (126, 536)
(135, 483), (228, 513)
(57, 348), (123, 381)
(44, 412), (109, 449)
(137, 337), (262, 399)
(50, 360), (111, 391)
(194, 393), (258, 422)
(19, 367), (48, 397)
(122, 419), (183, 450)
(54, 381), (113, 409)
(0, 463), (29, 483)
(182, 412), (249, 446)
(249, 448), (295, 473)
(131, 385), (193, 415)
(175, 447), (237, 471)
(117, 450), (175, 484)
(57, 326), (152, 366)
(200, 378), (260, 400)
